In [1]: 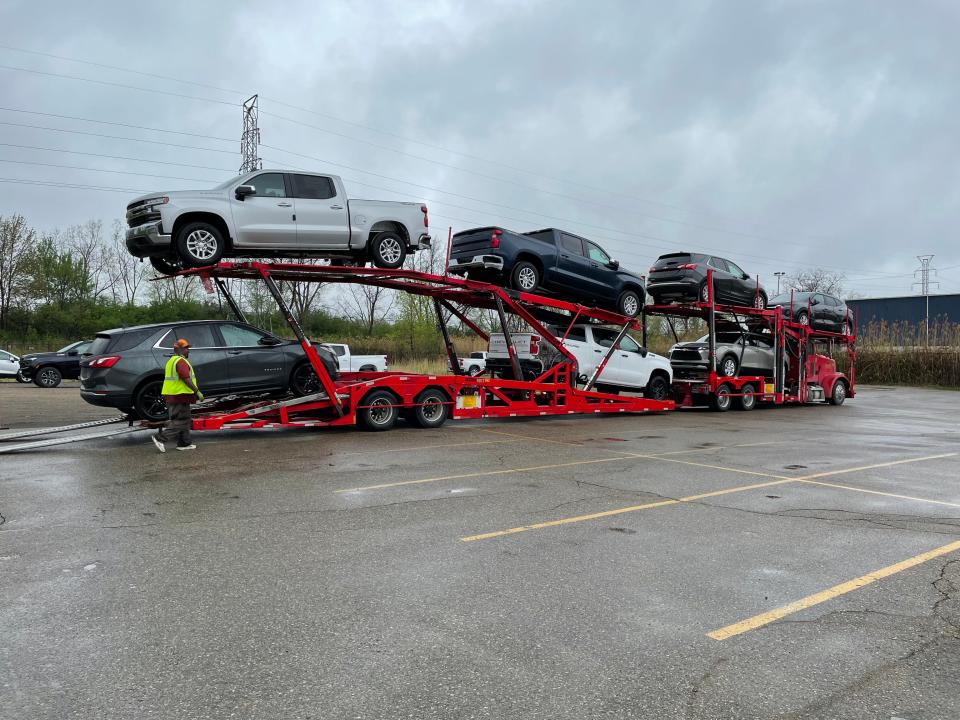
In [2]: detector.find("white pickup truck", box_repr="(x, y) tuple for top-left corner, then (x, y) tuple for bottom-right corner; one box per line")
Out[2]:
(323, 343), (388, 373)
(125, 170), (430, 273)
(486, 324), (672, 399)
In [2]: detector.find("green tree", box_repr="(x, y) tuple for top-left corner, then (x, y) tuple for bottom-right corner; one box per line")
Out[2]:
(27, 237), (92, 308)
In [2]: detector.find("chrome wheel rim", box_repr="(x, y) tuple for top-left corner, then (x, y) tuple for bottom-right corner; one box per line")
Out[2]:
(742, 385), (756, 409)
(420, 398), (443, 422)
(835, 383), (846, 402)
(700, 284), (710, 302)
(621, 294), (639, 316)
(39, 369), (58, 386)
(379, 237), (402, 265)
(717, 391), (731, 409)
(368, 398), (393, 425)
(185, 229), (219, 261)
(754, 294), (764, 309)
(517, 267), (537, 290)
(798, 313), (809, 325)
(721, 358), (737, 377)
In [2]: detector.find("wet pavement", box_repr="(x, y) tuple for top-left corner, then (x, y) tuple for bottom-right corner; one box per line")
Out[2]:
(1, 381), (958, 719)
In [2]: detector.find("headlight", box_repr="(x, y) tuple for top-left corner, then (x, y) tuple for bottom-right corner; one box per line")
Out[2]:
(143, 196), (169, 208)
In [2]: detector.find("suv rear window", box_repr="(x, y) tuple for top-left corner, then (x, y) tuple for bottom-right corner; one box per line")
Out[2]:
(653, 253), (692, 268)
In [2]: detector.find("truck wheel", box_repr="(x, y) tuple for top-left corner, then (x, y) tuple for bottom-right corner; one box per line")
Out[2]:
(149, 255), (182, 275)
(719, 355), (739, 378)
(645, 373), (670, 401)
(133, 379), (167, 422)
(411, 389), (449, 429)
(358, 364), (377, 372)
(796, 310), (810, 326)
(828, 380), (847, 406)
(511, 261), (540, 292)
(737, 383), (757, 411)
(176, 222), (226, 267)
(358, 390), (399, 431)
(34, 366), (62, 388)
(617, 289), (642, 317)
(710, 383), (733, 412)
(370, 232), (406, 269)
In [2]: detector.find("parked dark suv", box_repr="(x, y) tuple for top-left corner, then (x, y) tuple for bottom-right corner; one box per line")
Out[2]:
(447, 226), (646, 316)
(768, 291), (852, 334)
(19, 340), (92, 387)
(80, 320), (339, 421)
(647, 253), (766, 309)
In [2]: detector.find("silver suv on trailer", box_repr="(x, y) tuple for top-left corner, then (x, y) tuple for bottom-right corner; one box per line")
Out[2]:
(125, 170), (431, 272)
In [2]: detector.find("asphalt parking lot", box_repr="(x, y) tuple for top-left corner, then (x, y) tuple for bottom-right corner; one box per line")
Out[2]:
(1, 381), (958, 719)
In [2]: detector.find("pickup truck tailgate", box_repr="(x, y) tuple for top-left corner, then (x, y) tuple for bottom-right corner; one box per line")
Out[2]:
(451, 227), (499, 256)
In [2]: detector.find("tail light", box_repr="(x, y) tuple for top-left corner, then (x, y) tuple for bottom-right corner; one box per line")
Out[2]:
(678, 263), (698, 270)
(89, 355), (120, 368)
(491, 228), (502, 248)
(649, 266), (657, 273)
(529, 335), (541, 354)
(420, 205), (428, 227)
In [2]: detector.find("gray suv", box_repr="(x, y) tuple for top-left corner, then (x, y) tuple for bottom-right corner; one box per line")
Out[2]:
(80, 320), (339, 421)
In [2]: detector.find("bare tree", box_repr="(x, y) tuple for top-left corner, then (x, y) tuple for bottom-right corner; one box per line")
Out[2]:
(339, 283), (396, 335)
(785, 268), (846, 296)
(106, 220), (149, 305)
(66, 220), (113, 301)
(0, 214), (36, 328)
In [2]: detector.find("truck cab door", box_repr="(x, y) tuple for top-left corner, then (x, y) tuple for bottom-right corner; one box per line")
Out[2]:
(290, 173), (351, 249)
(230, 173), (298, 249)
(612, 333), (650, 388)
(589, 327), (628, 386)
(584, 241), (618, 303)
(555, 233), (594, 295)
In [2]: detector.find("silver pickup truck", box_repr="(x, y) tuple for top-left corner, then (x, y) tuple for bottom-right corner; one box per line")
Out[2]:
(125, 170), (431, 272)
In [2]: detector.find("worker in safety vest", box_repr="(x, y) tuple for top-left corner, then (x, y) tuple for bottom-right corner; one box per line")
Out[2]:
(151, 338), (203, 453)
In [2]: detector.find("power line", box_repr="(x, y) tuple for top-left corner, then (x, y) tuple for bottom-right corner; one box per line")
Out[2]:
(0, 106), (235, 142)
(0, 120), (238, 155)
(0, 158), (220, 184)
(0, 141), (236, 172)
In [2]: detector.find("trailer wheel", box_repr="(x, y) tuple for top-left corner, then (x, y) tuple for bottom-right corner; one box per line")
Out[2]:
(358, 390), (399, 431)
(828, 379), (847, 406)
(710, 383), (733, 412)
(370, 232), (406, 269)
(34, 366), (62, 388)
(411, 389), (449, 429)
(737, 383), (757, 411)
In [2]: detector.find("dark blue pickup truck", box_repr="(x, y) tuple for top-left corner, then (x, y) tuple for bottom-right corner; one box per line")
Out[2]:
(446, 227), (646, 316)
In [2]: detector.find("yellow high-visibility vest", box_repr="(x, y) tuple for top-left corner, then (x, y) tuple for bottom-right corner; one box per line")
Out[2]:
(161, 355), (197, 396)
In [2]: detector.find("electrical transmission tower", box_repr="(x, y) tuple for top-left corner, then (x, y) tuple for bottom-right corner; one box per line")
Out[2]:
(240, 94), (262, 174)
(912, 255), (939, 296)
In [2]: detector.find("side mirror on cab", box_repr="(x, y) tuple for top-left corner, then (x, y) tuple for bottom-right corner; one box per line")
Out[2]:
(258, 336), (281, 346)
(235, 184), (256, 201)
(608, 259), (620, 270)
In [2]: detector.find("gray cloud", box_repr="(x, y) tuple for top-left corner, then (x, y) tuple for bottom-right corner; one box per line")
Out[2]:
(1, 0), (958, 295)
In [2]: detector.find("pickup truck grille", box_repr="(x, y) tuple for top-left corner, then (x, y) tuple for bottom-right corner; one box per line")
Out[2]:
(126, 200), (161, 228)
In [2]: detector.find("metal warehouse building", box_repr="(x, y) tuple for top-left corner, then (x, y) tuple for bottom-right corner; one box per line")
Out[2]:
(846, 293), (960, 329)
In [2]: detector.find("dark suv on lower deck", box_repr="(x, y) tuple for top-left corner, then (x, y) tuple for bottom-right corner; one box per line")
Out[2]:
(80, 320), (338, 421)
(647, 252), (767, 309)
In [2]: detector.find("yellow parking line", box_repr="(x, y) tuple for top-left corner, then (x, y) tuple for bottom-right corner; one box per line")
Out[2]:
(798, 478), (960, 508)
(629, 454), (791, 480)
(460, 478), (795, 542)
(793, 453), (957, 481)
(334, 456), (631, 493)
(707, 539), (960, 640)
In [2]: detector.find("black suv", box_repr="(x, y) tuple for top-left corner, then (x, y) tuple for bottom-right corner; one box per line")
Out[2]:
(80, 320), (339, 421)
(19, 340), (93, 387)
(768, 291), (851, 334)
(447, 227), (646, 316)
(647, 253), (767, 309)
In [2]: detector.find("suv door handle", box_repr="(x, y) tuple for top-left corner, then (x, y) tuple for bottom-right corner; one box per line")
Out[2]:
(560, 254), (570, 259)
(277, 202), (292, 207)
(227, 350), (243, 355)
(330, 204), (344, 210)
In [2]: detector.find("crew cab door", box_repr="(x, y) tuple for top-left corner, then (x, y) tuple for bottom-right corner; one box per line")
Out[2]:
(555, 233), (594, 294)
(583, 241), (618, 302)
(290, 173), (351, 249)
(215, 323), (287, 392)
(588, 327), (630, 386)
(611, 333), (652, 387)
(154, 325), (231, 394)
(230, 172), (297, 249)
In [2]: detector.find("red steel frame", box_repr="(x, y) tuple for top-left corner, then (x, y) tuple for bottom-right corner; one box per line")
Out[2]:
(643, 269), (856, 408)
(172, 261), (674, 432)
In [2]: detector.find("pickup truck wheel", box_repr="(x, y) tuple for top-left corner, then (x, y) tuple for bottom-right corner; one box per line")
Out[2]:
(133, 380), (167, 422)
(737, 383), (757, 410)
(358, 364), (377, 372)
(176, 222), (226, 268)
(358, 390), (399, 431)
(411, 389), (449, 429)
(34, 366), (62, 388)
(710, 383), (733, 412)
(511, 261), (540, 292)
(149, 255), (182, 275)
(371, 232), (406, 269)
(617, 289), (642, 317)
(645, 374), (670, 401)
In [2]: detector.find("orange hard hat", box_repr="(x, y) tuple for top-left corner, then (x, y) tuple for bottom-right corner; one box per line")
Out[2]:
(175, 339), (190, 349)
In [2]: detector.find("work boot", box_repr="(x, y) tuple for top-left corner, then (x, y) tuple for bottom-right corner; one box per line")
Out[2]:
(151, 435), (166, 453)
(176, 444), (197, 451)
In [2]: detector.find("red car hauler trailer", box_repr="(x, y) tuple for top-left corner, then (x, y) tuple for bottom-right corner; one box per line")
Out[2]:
(642, 269), (855, 411)
(171, 261), (676, 433)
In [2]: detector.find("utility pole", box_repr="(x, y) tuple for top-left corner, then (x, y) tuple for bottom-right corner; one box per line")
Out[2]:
(912, 254), (939, 346)
(240, 94), (262, 175)
(774, 271), (786, 295)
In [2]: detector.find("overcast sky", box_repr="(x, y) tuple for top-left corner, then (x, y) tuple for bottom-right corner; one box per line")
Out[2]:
(1, 0), (958, 297)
